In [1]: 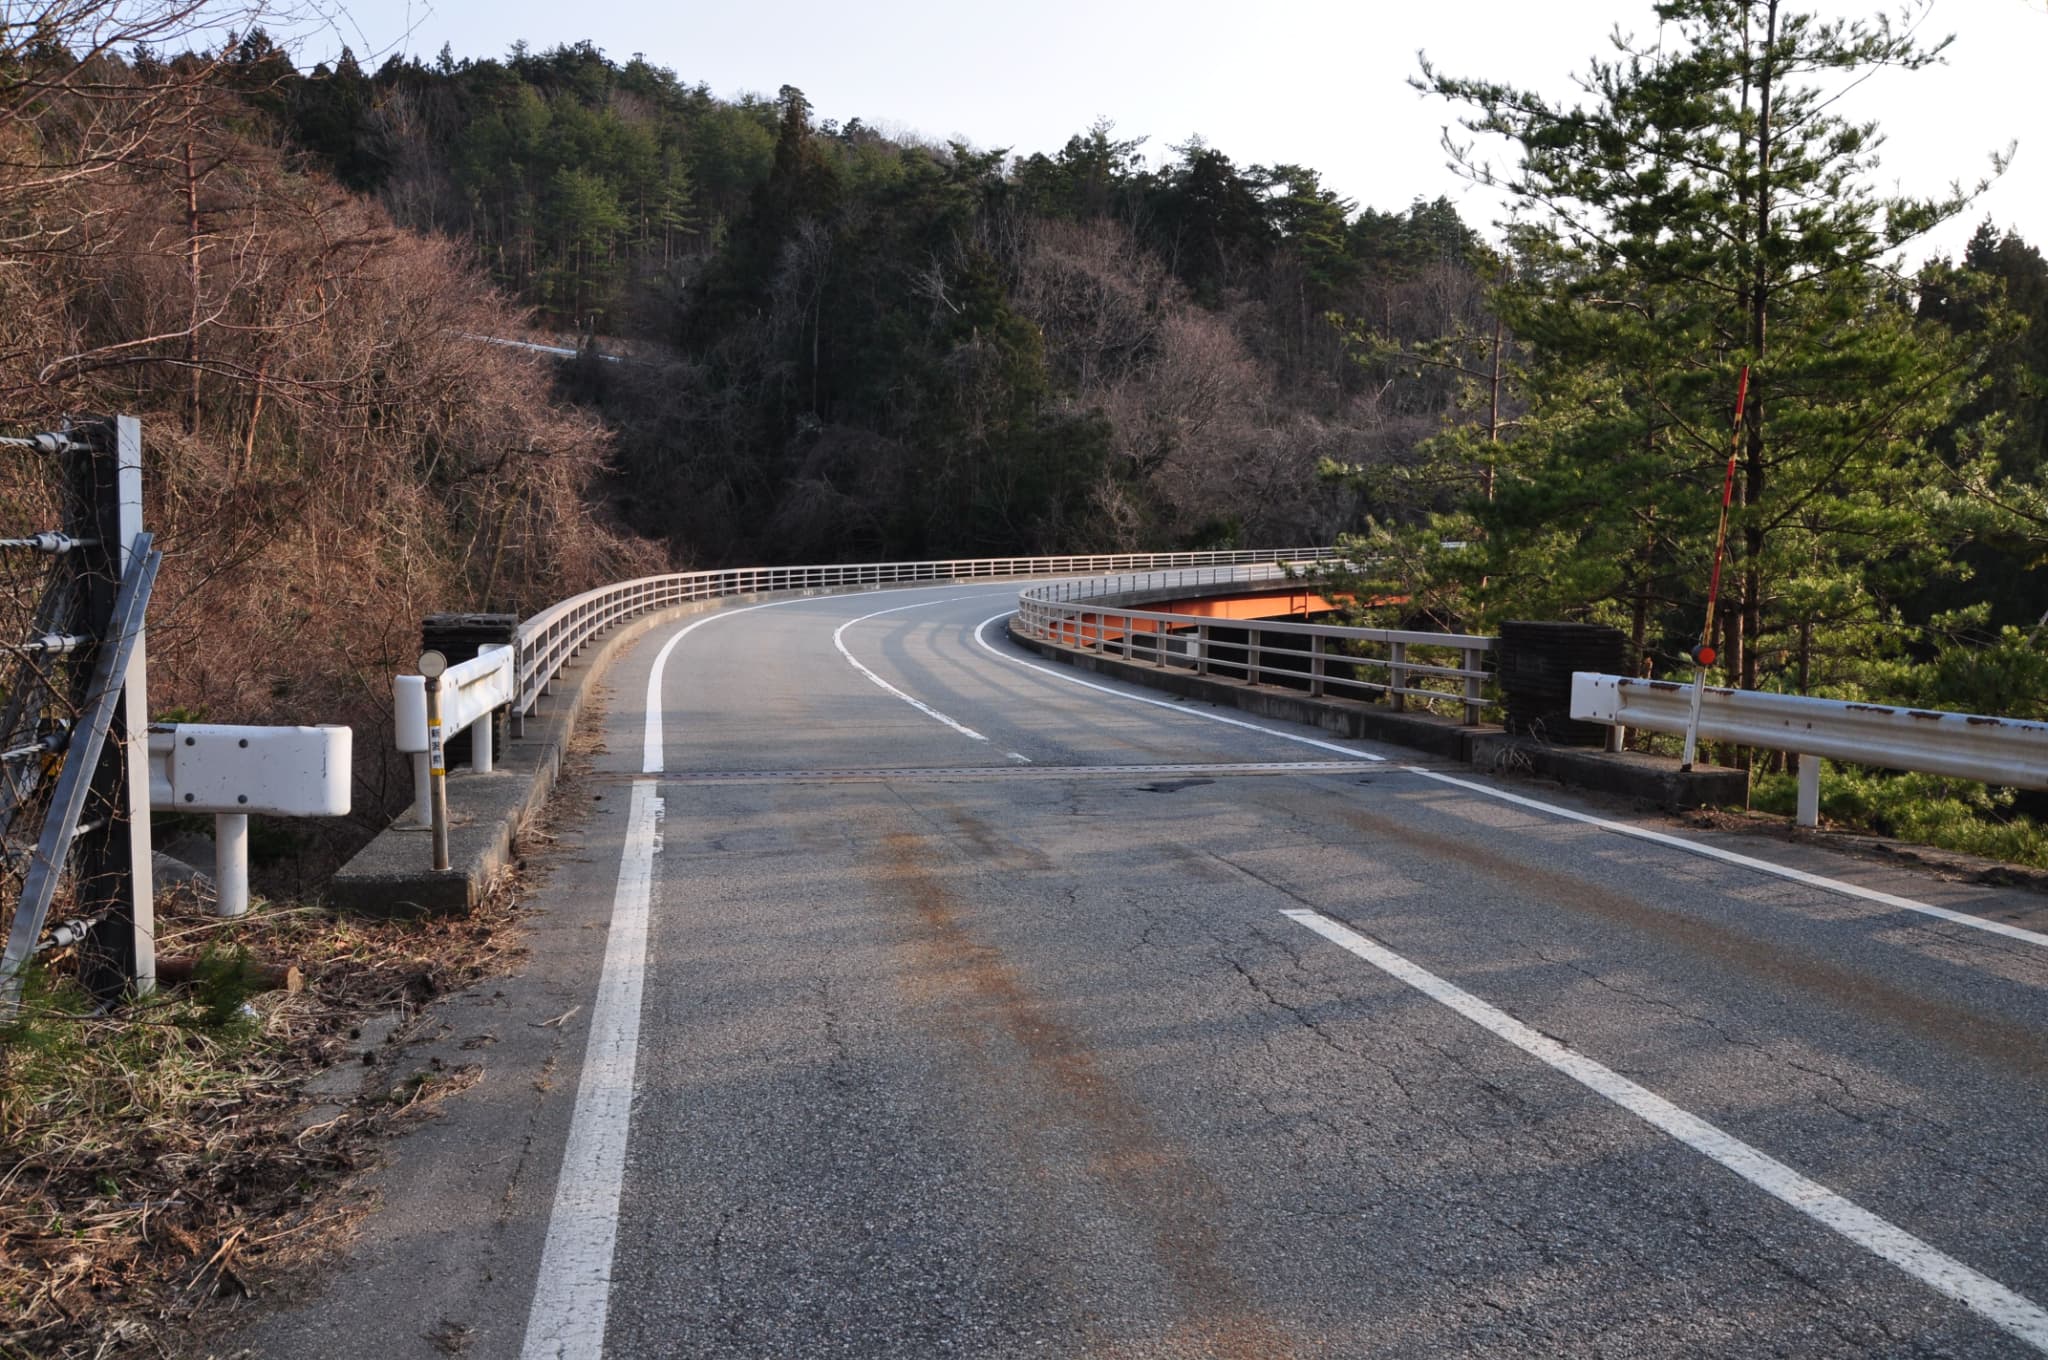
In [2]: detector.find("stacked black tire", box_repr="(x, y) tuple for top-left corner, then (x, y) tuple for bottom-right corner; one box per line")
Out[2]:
(1496, 621), (1629, 746)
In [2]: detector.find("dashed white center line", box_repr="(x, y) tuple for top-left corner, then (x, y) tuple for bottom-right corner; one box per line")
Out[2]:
(1282, 906), (2048, 1354)
(641, 584), (1003, 773)
(834, 598), (1011, 741)
(971, 611), (1387, 762)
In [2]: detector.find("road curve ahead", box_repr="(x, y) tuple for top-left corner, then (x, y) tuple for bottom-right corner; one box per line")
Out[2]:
(522, 584), (2048, 1360)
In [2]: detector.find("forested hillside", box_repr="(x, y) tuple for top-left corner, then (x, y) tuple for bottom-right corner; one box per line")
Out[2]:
(0, 16), (663, 853)
(258, 39), (1504, 561)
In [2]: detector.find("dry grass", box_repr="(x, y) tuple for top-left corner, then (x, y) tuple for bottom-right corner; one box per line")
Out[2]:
(0, 876), (530, 1360)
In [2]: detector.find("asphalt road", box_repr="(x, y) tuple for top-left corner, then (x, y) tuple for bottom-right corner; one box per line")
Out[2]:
(240, 582), (2048, 1359)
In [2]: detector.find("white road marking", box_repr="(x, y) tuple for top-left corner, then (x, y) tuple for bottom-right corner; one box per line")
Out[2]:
(1404, 767), (2048, 951)
(971, 612), (1387, 762)
(642, 585), (996, 773)
(521, 781), (664, 1360)
(971, 609), (2046, 951)
(1007, 751), (1032, 763)
(833, 599), (998, 742)
(1282, 906), (2048, 1354)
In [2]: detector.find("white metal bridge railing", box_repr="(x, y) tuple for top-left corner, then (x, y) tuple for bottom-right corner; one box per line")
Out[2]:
(510, 549), (1343, 725)
(1011, 575), (1498, 727)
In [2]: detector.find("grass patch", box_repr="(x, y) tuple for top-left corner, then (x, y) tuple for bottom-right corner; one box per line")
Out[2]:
(1751, 765), (2048, 870)
(0, 877), (527, 1359)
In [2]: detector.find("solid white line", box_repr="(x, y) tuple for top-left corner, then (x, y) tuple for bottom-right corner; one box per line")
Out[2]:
(520, 781), (664, 1360)
(1281, 906), (2048, 1353)
(971, 612), (1387, 762)
(642, 585), (996, 773)
(832, 599), (993, 742)
(1403, 767), (2048, 950)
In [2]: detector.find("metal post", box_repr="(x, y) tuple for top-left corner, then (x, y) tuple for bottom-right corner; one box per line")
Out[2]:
(1197, 624), (1210, 676)
(1311, 634), (1326, 697)
(413, 752), (432, 829)
(1463, 646), (1483, 726)
(71, 419), (153, 1001)
(1681, 668), (1708, 770)
(511, 637), (527, 739)
(214, 812), (249, 917)
(1796, 754), (1820, 828)
(115, 417), (154, 987)
(426, 676), (450, 872)
(1390, 641), (1408, 712)
(473, 704), (494, 773)
(1248, 630), (1261, 685)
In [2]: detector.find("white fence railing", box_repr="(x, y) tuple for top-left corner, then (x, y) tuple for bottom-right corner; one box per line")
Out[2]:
(1570, 673), (2048, 825)
(381, 549), (1344, 865)
(1013, 575), (1497, 726)
(395, 644), (514, 827)
(510, 549), (1342, 724)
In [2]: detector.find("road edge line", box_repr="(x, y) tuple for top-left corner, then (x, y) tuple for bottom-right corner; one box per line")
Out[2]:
(519, 779), (663, 1360)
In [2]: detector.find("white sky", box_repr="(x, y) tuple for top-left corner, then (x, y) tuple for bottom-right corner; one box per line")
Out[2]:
(300, 0), (2046, 268)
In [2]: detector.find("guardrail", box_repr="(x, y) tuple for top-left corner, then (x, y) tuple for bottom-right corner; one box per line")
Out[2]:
(1013, 575), (1498, 726)
(378, 549), (1343, 869)
(395, 644), (514, 828)
(149, 722), (352, 916)
(509, 548), (1342, 726)
(1570, 673), (2048, 825)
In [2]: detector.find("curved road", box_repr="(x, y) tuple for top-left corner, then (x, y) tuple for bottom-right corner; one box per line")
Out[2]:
(247, 583), (2048, 1359)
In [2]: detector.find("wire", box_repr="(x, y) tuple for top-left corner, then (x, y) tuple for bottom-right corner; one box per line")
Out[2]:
(32, 913), (106, 955)
(0, 533), (93, 553)
(1, 633), (88, 656)
(0, 729), (68, 764)
(0, 433), (81, 455)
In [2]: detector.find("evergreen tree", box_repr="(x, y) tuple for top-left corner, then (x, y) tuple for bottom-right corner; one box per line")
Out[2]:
(1415, 0), (1994, 696)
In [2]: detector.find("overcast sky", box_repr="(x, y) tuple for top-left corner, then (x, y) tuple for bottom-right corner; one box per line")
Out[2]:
(302, 0), (2044, 267)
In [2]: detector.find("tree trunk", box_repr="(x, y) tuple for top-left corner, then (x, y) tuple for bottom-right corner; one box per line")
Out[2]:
(1737, 0), (1779, 698)
(1485, 311), (1503, 500)
(239, 353), (268, 483)
(184, 127), (202, 435)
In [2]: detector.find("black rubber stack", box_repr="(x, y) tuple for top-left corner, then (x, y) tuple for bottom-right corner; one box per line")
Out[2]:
(421, 613), (519, 765)
(1496, 621), (1629, 746)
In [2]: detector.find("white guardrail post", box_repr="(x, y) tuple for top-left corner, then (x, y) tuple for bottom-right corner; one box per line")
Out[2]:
(1570, 673), (2048, 826)
(148, 723), (352, 916)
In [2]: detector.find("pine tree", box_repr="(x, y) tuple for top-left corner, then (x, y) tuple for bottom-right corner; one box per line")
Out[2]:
(1417, 0), (1997, 696)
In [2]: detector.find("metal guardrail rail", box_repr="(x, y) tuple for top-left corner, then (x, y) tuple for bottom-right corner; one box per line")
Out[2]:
(148, 723), (352, 916)
(1012, 574), (1498, 726)
(510, 549), (1342, 725)
(1570, 673), (2048, 825)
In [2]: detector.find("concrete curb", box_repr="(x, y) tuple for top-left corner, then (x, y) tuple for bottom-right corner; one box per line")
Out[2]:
(1009, 623), (1748, 810)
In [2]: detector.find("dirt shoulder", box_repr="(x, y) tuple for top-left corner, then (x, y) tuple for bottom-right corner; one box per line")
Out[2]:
(0, 738), (604, 1360)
